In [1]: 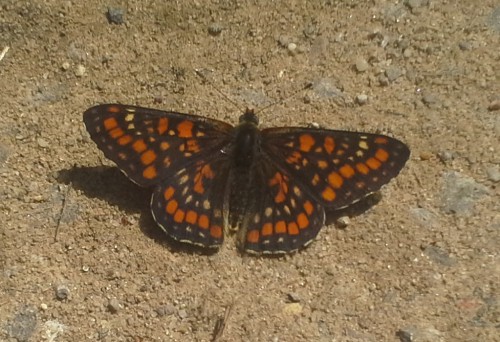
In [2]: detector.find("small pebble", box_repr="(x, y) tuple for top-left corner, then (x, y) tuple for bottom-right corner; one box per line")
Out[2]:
(74, 64), (86, 77)
(40, 303), (48, 310)
(422, 92), (439, 105)
(336, 216), (350, 228)
(486, 166), (500, 182)
(282, 303), (302, 315)
(419, 151), (433, 160)
(356, 94), (368, 105)
(287, 293), (301, 303)
(385, 66), (403, 82)
(155, 304), (175, 317)
(82, 265), (90, 272)
(61, 62), (70, 71)
(458, 41), (472, 51)
(107, 7), (125, 24)
(107, 299), (121, 313)
(55, 285), (70, 300)
(488, 99), (500, 111)
(287, 43), (297, 54)
(355, 57), (369, 72)
(37, 138), (49, 148)
(438, 150), (454, 162)
(178, 309), (188, 319)
(208, 23), (222, 36)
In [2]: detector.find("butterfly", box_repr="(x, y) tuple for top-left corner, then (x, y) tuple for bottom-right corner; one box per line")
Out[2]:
(83, 104), (410, 254)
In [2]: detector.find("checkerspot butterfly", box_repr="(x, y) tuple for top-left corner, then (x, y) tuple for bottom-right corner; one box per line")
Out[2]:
(84, 104), (409, 254)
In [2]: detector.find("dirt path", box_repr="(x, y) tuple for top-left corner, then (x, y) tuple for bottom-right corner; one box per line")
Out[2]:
(1, 1), (499, 341)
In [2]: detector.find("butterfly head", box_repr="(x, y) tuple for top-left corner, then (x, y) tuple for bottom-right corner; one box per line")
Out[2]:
(239, 109), (259, 126)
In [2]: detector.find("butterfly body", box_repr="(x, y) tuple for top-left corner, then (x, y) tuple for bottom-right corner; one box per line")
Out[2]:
(84, 104), (410, 254)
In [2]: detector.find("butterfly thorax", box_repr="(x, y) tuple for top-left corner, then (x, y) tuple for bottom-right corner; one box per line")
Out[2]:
(227, 110), (262, 231)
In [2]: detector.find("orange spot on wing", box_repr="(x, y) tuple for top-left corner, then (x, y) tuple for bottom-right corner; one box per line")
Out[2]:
(210, 225), (222, 239)
(157, 117), (168, 135)
(297, 213), (309, 229)
(275, 221), (287, 234)
(185, 210), (197, 224)
(317, 160), (328, 169)
(198, 215), (209, 229)
(339, 164), (355, 179)
(174, 209), (185, 223)
(177, 120), (194, 138)
(328, 172), (343, 189)
(375, 148), (389, 162)
(164, 186), (175, 200)
(299, 134), (315, 152)
(269, 172), (288, 204)
(109, 127), (124, 138)
(160, 141), (170, 151)
(303, 200), (314, 215)
(118, 135), (133, 145)
(288, 222), (299, 235)
(186, 139), (200, 153)
(262, 223), (273, 236)
(356, 162), (370, 175)
(286, 151), (302, 165)
(375, 137), (388, 144)
(107, 105), (121, 114)
(194, 164), (215, 194)
(247, 230), (259, 243)
(366, 157), (382, 170)
(166, 200), (178, 214)
(103, 117), (118, 130)
(141, 150), (157, 165)
(132, 139), (147, 153)
(324, 136), (335, 154)
(143, 165), (157, 179)
(322, 187), (336, 201)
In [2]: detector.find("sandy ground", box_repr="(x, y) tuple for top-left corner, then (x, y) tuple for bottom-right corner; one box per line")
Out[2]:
(1, 1), (499, 341)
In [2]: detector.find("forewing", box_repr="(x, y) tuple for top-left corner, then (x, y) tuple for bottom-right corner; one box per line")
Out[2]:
(262, 127), (410, 210)
(243, 156), (325, 254)
(151, 156), (230, 249)
(83, 104), (233, 187)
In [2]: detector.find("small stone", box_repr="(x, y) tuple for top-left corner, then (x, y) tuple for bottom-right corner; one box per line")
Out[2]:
(423, 245), (456, 267)
(336, 216), (350, 228)
(178, 309), (188, 319)
(278, 36), (290, 47)
(487, 99), (500, 111)
(437, 150), (454, 162)
(354, 57), (369, 72)
(287, 293), (301, 303)
(37, 138), (49, 148)
(282, 303), (302, 315)
(442, 171), (489, 216)
(208, 23), (222, 36)
(287, 43), (297, 53)
(486, 166), (500, 182)
(378, 74), (389, 86)
(356, 94), (368, 105)
(422, 92), (439, 106)
(40, 303), (48, 310)
(419, 151), (433, 160)
(385, 66), (403, 82)
(155, 304), (175, 317)
(61, 62), (70, 71)
(107, 7), (125, 24)
(458, 41), (472, 51)
(82, 265), (90, 272)
(396, 325), (443, 342)
(55, 285), (70, 300)
(107, 299), (121, 313)
(74, 64), (86, 77)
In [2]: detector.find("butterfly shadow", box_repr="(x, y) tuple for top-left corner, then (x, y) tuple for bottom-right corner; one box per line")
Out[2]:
(57, 165), (219, 256)
(324, 192), (383, 227)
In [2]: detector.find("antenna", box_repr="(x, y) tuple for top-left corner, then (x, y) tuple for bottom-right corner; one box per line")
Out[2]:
(195, 68), (312, 114)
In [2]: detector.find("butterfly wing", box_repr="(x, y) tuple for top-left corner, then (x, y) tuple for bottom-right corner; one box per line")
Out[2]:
(83, 104), (233, 187)
(151, 156), (231, 249)
(241, 155), (326, 254)
(261, 127), (410, 210)
(84, 104), (234, 249)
